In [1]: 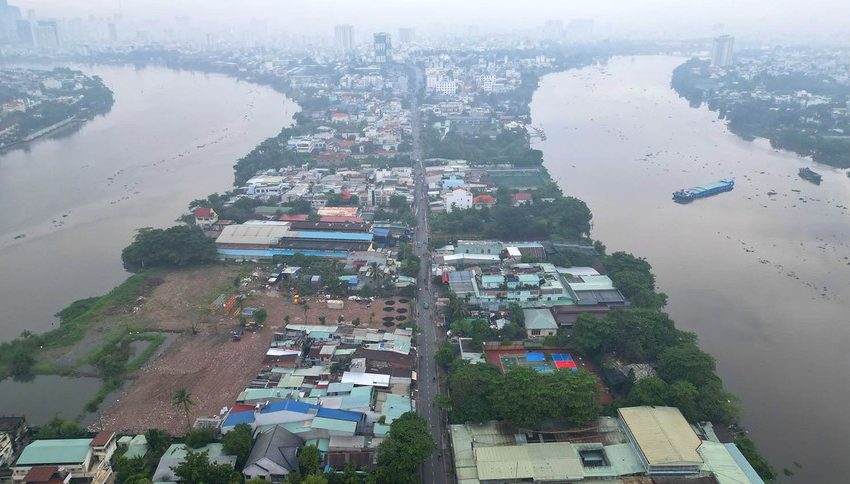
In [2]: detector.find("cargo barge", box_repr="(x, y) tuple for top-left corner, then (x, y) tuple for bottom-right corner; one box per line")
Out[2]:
(673, 178), (734, 203)
(798, 167), (822, 184)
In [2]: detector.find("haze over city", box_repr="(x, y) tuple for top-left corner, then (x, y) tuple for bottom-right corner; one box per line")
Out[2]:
(1, 0), (850, 483)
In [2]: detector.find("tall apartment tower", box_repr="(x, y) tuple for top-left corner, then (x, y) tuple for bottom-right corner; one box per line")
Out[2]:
(712, 35), (735, 67)
(398, 27), (415, 44)
(334, 24), (354, 52)
(373, 32), (392, 64)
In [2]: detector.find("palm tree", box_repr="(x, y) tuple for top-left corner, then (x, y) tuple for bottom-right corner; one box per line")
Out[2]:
(172, 387), (195, 432)
(369, 312), (375, 326)
(283, 315), (291, 325)
(302, 304), (310, 324)
(367, 262), (382, 289)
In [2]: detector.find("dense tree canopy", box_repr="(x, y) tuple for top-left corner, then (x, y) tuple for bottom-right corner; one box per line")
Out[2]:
(222, 423), (253, 469)
(121, 226), (217, 272)
(171, 450), (242, 484)
(376, 413), (435, 483)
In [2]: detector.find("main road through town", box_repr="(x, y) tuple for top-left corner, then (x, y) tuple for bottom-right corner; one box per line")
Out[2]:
(409, 66), (451, 484)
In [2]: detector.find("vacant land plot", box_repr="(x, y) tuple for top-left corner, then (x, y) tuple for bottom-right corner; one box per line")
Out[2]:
(255, 289), (412, 330)
(99, 327), (274, 434)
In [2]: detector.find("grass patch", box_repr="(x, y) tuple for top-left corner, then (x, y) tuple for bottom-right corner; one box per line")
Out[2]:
(0, 270), (159, 381)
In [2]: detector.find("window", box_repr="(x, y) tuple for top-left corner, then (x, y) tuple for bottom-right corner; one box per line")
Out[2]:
(531, 329), (541, 336)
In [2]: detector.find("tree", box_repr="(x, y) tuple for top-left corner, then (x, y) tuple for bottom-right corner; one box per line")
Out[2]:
(376, 413), (434, 481)
(254, 309), (268, 325)
(34, 417), (87, 439)
(8, 347), (35, 380)
(735, 436), (777, 481)
(352, 317), (361, 327)
(144, 429), (172, 460)
(508, 303), (525, 327)
(369, 312), (375, 326)
(367, 262), (383, 289)
(115, 455), (151, 484)
(184, 427), (215, 449)
(548, 369), (601, 426)
(171, 450), (241, 484)
(491, 367), (557, 428)
(222, 423), (253, 469)
(434, 341), (455, 370)
(121, 226), (217, 272)
(318, 316), (327, 325)
(447, 362), (503, 423)
(657, 343), (716, 386)
(284, 315), (291, 325)
(302, 475), (329, 484)
(172, 388), (196, 432)
(302, 304), (310, 324)
(299, 444), (322, 476)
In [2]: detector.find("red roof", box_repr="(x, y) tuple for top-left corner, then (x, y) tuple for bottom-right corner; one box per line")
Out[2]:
(512, 192), (532, 201)
(193, 207), (213, 218)
(279, 214), (309, 222)
(320, 216), (364, 223)
(230, 404), (256, 414)
(473, 194), (496, 204)
(23, 466), (59, 483)
(90, 431), (114, 448)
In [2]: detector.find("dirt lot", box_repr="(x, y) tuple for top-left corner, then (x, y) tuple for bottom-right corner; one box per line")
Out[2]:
(133, 264), (247, 332)
(100, 328), (275, 434)
(255, 288), (412, 330)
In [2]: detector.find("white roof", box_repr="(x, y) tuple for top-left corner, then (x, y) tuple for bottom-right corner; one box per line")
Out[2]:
(216, 222), (291, 245)
(341, 371), (390, 388)
(266, 348), (300, 357)
(559, 266), (601, 276)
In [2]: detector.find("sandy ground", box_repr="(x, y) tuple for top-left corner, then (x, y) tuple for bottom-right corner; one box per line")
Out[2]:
(99, 328), (274, 434)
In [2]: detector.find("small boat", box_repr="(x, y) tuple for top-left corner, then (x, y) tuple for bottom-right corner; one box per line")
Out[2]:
(798, 167), (822, 184)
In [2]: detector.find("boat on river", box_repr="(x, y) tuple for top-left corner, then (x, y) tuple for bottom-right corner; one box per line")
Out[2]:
(798, 167), (822, 184)
(673, 178), (735, 203)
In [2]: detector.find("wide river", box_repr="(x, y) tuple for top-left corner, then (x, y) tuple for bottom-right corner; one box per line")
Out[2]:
(0, 64), (297, 341)
(533, 55), (850, 482)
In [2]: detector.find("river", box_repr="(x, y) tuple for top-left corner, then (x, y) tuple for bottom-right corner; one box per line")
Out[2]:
(532, 55), (850, 482)
(0, 64), (297, 342)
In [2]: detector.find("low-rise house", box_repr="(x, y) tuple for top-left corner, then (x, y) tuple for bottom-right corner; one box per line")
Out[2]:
(152, 443), (236, 483)
(12, 432), (116, 484)
(511, 192), (533, 206)
(193, 207), (218, 228)
(0, 416), (27, 467)
(444, 188), (472, 213)
(523, 308), (558, 338)
(242, 426), (305, 483)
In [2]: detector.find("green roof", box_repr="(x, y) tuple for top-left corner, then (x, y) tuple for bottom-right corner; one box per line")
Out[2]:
(311, 417), (357, 433)
(340, 386), (373, 410)
(305, 438), (330, 452)
(523, 308), (558, 330)
(16, 439), (92, 466)
(160, 443), (227, 461)
(382, 395), (412, 423)
(373, 423), (391, 436)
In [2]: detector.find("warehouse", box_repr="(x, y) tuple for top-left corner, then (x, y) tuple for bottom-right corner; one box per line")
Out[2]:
(216, 221), (373, 259)
(618, 406), (703, 475)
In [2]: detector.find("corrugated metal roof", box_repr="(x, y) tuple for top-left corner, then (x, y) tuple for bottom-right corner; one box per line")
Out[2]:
(16, 439), (92, 466)
(619, 406), (703, 467)
(700, 441), (761, 484)
(289, 231), (373, 241)
(311, 417), (357, 433)
(523, 308), (558, 330)
(474, 442), (583, 481)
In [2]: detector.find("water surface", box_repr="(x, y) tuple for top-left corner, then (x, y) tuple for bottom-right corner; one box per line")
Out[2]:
(532, 55), (850, 482)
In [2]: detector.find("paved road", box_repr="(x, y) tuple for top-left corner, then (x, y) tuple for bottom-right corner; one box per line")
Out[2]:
(409, 66), (451, 484)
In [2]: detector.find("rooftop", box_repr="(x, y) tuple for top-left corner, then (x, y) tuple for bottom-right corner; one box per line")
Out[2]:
(522, 308), (558, 330)
(619, 406), (703, 467)
(16, 439), (92, 466)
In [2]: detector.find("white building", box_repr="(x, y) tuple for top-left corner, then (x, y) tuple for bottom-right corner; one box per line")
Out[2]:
(712, 35), (735, 67)
(444, 188), (472, 213)
(434, 80), (458, 95)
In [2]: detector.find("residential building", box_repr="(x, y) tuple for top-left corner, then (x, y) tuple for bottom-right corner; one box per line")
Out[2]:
(0, 417), (27, 468)
(373, 32), (392, 64)
(193, 207), (218, 228)
(712, 35), (735, 67)
(444, 188), (472, 212)
(523, 308), (558, 338)
(334, 24), (354, 52)
(12, 433), (116, 484)
(398, 27), (415, 44)
(242, 426), (304, 483)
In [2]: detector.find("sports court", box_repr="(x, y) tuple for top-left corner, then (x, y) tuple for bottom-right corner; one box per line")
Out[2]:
(498, 351), (578, 373)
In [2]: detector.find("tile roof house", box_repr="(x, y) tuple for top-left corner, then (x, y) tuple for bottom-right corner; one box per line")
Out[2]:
(193, 207), (218, 228)
(242, 426), (305, 484)
(511, 192), (533, 206)
(472, 194), (497, 209)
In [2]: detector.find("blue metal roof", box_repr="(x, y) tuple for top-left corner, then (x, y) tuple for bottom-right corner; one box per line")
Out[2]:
(316, 407), (363, 423)
(372, 228), (391, 237)
(223, 411), (255, 427)
(290, 231), (373, 241)
(261, 400), (318, 414)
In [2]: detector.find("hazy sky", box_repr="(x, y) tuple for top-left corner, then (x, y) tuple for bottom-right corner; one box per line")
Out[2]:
(15, 0), (850, 41)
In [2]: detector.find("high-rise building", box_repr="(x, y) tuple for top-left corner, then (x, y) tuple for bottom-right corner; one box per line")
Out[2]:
(712, 35), (735, 67)
(334, 24), (354, 52)
(373, 32), (392, 64)
(398, 27), (415, 44)
(107, 22), (117, 42)
(565, 18), (594, 41)
(15, 18), (31, 45)
(35, 19), (59, 50)
(543, 19), (563, 41)
(0, 0), (22, 43)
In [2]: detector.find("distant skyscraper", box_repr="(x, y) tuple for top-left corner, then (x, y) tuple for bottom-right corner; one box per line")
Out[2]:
(15, 18), (31, 45)
(107, 22), (117, 42)
(565, 18), (594, 42)
(373, 32), (392, 64)
(398, 27), (415, 44)
(543, 19), (563, 40)
(712, 35), (735, 67)
(334, 24), (354, 52)
(0, 0), (22, 43)
(35, 19), (59, 50)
